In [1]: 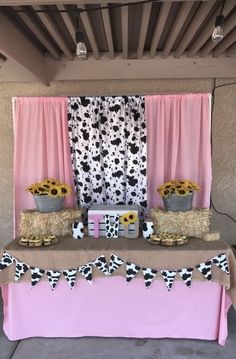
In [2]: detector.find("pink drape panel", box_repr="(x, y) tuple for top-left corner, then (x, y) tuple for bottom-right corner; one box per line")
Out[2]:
(14, 97), (76, 235)
(145, 93), (212, 210)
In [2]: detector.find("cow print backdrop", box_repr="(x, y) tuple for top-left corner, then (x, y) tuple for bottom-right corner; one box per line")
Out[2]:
(68, 96), (147, 215)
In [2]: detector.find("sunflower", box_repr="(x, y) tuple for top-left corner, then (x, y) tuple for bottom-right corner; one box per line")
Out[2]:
(44, 178), (59, 186)
(120, 215), (130, 226)
(127, 212), (138, 224)
(120, 212), (138, 225)
(162, 188), (171, 197)
(163, 181), (173, 189)
(176, 188), (190, 196)
(26, 185), (35, 194)
(48, 185), (60, 197)
(32, 188), (41, 196)
(58, 184), (71, 197)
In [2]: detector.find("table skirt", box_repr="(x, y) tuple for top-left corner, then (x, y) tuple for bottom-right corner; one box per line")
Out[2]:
(0, 278), (232, 345)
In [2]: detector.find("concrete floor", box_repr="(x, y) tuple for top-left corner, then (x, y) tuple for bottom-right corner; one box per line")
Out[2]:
(0, 296), (236, 359)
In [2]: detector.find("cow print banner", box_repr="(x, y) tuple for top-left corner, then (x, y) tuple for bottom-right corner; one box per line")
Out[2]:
(211, 253), (230, 275)
(142, 267), (158, 288)
(46, 270), (61, 290)
(178, 268), (193, 288)
(63, 269), (78, 289)
(78, 263), (93, 284)
(67, 96), (147, 215)
(14, 260), (29, 282)
(93, 255), (109, 276)
(126, 262), (141, 283)
(0, 252), (230, 290)
(30, 267), (45, 287)
(0, 252), (14, 271)
(108, 254), (125, 275)
(196, 261), (212, 281)
(161, 270), (177, 291)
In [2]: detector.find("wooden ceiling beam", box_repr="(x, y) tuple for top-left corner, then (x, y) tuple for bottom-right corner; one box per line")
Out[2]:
(45, 55), (236, 81)
(162, 1), (194, 58)
(175, 1), (215, 58)
(77, 4), (100, 60)
(137, 2), (152, 59)
(101, 3), (114, 59)
(0, 12), (49, 85)
(200, 9), (236, 57)
(121, 5), (128, 59)
(188, 1), (235, 57)
(214, 27), (236, 57)
(13, 6), (60, 59)
(0, 0), (211, 5)
(33, 5), (73, 59)
(150, 2), (172, 59)
(56, 4), (76, 44)
(227, 42), (236, 57)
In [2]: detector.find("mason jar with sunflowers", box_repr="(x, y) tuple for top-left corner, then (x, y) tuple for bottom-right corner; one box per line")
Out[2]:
(26, 178), (71, 213)
(157, 179), (200, 212)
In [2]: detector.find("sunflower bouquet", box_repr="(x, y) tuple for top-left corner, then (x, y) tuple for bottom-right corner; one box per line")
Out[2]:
(120, 212), (139, 226)
(26, 178), (71, 197)
(158, 180), (200, 198)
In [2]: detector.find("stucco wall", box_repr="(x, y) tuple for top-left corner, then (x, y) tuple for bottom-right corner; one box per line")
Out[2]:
(0, 78), (235, 248)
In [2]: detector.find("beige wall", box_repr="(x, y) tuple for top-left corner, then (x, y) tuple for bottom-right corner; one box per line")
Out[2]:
(0, 78), (235, 247)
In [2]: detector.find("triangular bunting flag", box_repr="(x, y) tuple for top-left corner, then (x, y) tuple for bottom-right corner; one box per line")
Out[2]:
(211, 253), (229, 275)
(46, 270), (61, 290)
(196, 261), (212, 281)
(161, 270), (176, 291)
(14, 260), (29, 282)
(108, 253), (125, 275)
(178, 268), (193, 288)
(142, 267), (157, 288)
(126, 262), (141, 283)
(93, 255), (109, 276)
(78, 263), (93, 284)
(30, 267), (45, 287)
(0, 252), (14, 271)
(62, 269), (77, 289)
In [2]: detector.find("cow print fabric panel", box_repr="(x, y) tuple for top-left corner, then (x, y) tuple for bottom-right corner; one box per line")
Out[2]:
(68, 96), (147, 215)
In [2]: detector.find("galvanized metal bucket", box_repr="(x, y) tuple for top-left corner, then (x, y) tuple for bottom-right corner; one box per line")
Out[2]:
(34, 195), (64, 213)
(162, 193), (193, 212)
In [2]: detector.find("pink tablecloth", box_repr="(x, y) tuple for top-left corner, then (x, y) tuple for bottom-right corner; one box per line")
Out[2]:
(1, 278), (231, 345)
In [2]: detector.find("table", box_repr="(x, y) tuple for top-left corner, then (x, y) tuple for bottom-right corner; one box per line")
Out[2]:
(1, 237), (236, 344)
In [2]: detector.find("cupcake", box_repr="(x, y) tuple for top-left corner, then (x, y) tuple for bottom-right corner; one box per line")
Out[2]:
(19, 237), (29, 246)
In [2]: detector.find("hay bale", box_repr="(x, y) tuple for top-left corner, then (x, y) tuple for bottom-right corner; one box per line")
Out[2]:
(150, 208), (211, 238)
(19, 208), (83, 237)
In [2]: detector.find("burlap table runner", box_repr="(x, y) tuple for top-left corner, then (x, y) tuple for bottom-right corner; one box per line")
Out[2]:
(1, 237), (236, 307)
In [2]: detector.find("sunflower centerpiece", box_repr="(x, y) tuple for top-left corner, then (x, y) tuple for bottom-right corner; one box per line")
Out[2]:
(157, 180), (200, 212)
(26, 178), (71, 213)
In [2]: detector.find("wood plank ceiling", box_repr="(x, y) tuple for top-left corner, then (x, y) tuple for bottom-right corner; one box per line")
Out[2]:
(0, 0), (236, 85)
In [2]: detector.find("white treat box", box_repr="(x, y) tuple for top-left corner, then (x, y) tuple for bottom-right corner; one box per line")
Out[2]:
(88, 205), (140, 237)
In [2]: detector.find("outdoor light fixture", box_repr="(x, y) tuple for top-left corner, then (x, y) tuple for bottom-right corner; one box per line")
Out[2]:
(76, 30), (87, 59)
(212, 0), (225, 44)
(212, 14), (225, 44)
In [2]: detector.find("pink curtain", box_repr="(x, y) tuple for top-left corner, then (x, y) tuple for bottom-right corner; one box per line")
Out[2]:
(13, 97), (76, 235)
(145, 93), (212, 210)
